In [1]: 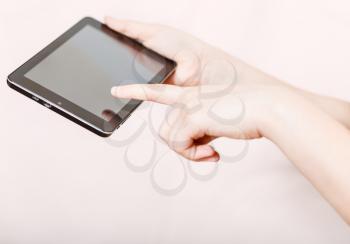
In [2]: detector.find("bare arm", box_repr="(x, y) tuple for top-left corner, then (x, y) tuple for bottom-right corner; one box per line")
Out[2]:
(264, 91), (350, 224)
(105, 17), (350, 224)
(298, 89), (350, 129)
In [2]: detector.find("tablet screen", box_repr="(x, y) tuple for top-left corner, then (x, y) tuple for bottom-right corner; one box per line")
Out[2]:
(25, 25), (165, 120)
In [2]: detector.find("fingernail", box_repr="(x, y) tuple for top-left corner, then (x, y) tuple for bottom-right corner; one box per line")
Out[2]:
(210, 155), (220, 162)
(111, 87), (118, 96)
(210, 153), (220, 162)
(199, 154), (220, 162)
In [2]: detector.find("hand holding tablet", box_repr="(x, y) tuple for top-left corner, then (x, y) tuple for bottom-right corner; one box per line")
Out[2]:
(7, 14), (350, 226)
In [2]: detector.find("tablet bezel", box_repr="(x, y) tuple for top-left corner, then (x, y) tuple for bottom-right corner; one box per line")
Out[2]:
(7, 17), (176, 137)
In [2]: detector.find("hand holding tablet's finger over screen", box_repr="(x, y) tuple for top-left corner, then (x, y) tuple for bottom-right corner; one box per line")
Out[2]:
(111, 83), (292, 162)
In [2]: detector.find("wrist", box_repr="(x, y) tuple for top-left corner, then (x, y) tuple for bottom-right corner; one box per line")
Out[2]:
(256, 87), (312, 141)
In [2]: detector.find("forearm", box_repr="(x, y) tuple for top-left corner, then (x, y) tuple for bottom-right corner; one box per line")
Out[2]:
(297, 89), (350, 130)
(234, 56), (350, 130)
(263, 91), (350, 224)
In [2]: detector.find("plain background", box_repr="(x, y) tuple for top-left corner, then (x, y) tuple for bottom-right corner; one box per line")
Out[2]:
(1, 0), (350, 243)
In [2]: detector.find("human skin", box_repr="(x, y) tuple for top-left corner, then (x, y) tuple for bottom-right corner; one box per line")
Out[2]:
(105, 17), (350, 224)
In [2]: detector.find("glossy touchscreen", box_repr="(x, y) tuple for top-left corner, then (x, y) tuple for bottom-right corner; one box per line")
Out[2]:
(25, 25), (165, 120)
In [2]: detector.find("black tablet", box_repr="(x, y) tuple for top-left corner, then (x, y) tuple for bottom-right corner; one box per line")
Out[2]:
(7, 17), (176, 137)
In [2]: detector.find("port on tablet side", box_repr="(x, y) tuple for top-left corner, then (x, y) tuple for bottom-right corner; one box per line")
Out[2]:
(6, 77), (113, 137)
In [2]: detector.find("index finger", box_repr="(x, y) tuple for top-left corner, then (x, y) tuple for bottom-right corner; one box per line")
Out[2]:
(111, 84), (184, 105)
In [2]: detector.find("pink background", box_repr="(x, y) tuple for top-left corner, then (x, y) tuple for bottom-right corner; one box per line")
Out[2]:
(1, 0), (350, 243)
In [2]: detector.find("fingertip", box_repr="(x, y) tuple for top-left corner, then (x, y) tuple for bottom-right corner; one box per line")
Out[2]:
(210, 153), (220, 162)
(197, 152), (220, 162)
(111, 86), (119, 96)
(189, 144), (217, 161)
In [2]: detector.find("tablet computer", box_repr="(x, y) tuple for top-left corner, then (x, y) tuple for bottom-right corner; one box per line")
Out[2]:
(7, 17), (176, 137)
